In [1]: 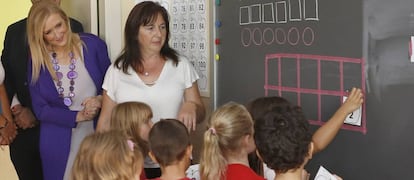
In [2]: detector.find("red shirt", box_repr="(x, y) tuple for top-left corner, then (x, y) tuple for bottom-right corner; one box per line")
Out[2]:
(140, 169), (146, 180)
(226, 164), (265, 180)
(150, 177), (191, 180)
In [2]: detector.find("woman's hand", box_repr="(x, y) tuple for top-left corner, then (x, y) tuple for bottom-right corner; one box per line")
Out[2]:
(0, 115), (17, 145)
(178, 101), (198, 131)
(178, 82), (206, 131)
(11, 104), (37, 129)
(81, 95), (102, 121)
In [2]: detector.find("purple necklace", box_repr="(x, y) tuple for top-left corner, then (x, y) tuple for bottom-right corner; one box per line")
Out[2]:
(51, 52), (78, 107)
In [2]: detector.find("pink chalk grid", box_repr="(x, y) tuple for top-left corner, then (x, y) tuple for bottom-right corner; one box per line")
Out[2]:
(264, 53), (367, 134)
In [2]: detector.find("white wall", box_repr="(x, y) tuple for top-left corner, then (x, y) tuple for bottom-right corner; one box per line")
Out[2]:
(61, 0), (98, 34)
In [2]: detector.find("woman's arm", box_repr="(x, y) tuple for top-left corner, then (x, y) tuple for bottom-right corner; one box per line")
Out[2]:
(96, 90), (116, 132)
(0, 84), (12, 120)
(312, 87), (363, 154)
(0, 84), (16, 144)
(177, 81), (205, 131)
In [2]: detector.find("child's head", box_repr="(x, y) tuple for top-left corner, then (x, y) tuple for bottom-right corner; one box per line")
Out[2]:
(148, 119), (192, 167)
(200, 102), (255, 180)
(248, 96), (313, 173)
(71, 130), (143, 180)
(110, 101), (153, 154)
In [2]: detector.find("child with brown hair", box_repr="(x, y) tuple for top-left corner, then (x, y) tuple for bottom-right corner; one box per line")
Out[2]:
(110, 101), (154, 179)
(249, 88), (363, 179)
(148, 119), (193, 180)
(71, 130), (143, 180)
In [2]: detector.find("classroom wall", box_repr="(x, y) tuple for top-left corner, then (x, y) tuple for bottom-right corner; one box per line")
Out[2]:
(0, 1), (31, 52)
(0, 1), (32, 179)
(61, 0), (98, 34)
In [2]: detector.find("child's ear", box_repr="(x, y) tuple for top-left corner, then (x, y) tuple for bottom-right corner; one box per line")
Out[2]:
(243, 134), (251, 147)
(308, 142), (314, 159)
(148, 151), (159, 164)
(186, 145), (193, 158)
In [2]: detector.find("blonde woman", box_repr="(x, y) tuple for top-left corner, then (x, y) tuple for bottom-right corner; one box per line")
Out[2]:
(71, 130), (144, 180)
(27, 1), (110, 180)
(1, 0), (83, 179)
(200, 102), (264, 180)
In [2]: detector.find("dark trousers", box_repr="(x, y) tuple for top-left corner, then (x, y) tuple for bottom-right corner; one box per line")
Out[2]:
(9, 125), (43, 180)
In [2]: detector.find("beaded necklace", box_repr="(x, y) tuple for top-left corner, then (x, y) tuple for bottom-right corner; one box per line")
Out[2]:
(51, 52), (78, 107)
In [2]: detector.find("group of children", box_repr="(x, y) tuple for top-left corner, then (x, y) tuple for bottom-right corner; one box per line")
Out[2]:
(70, 88), (363, 180)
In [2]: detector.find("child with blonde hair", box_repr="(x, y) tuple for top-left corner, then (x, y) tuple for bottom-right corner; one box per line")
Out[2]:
(71, 130), (143, 180)
(110, 101), (154, 179)
(200, 102), (264, 180)
(110, 101), (153, 154)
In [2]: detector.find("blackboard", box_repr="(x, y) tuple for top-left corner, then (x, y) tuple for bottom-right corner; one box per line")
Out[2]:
(216, 0), (414, 179)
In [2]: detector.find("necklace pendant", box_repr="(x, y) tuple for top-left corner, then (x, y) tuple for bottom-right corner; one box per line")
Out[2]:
(63, 97), (73, 107)
(144, 72), (149, 76)
(51, 51), (77, 107)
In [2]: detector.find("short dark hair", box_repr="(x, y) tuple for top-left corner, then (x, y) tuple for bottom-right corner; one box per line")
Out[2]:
(249, 97), (312, 173)
(115, 1), (178, 74)
(148, 119), (190, 166)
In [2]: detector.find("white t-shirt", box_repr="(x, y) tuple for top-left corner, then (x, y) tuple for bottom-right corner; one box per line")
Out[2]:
(103, 56), (199, 124)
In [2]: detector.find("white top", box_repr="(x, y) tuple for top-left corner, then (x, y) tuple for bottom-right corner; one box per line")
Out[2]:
(54, 54), (96, 180)
(103, 56), (199, 124)
(54, 56), (96, 112)
(103, 56), (199, 168)
(263, 163), (276, 179)
(0, 62), (4, 84)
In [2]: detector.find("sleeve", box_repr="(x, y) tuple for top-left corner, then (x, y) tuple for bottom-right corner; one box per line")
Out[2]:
(28, 68), (78, 128)
(70, 18), (84, 33)
(1, 25), (16, 102)
(102, 65), (118, 101)
(181, 56), (200, 88)
(93, 35), (111, 94)
(80, 33), (111, 95)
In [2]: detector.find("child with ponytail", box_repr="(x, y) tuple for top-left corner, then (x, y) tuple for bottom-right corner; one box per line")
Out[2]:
(199, 102), (264, 180)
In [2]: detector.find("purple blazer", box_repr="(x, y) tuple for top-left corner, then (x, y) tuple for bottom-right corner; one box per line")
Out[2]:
(28, 33), (111, 180)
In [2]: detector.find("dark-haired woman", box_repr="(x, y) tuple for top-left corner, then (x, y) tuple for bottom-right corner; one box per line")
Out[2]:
(97, 1), (205, 178)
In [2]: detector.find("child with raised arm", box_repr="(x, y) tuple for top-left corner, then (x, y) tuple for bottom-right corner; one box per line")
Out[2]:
(148, 119), (193, 180)
(110, 101), (154, 180)
(200, 102), (265, 180)
(71, 130), (143, 180)
(247, 88), (363, 179)
(250, 88), (363, 180)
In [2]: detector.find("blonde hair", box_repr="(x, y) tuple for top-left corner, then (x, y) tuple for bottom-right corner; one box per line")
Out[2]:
(200, 102), (254, 180)
(27, 1), (82, 83)
(110, 101), (153, 155)
(71, 130), (143, 180)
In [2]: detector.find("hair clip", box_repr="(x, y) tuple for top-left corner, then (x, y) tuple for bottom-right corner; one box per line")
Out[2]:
(209, 127), (216, 135)
(127, 139), (135, 151)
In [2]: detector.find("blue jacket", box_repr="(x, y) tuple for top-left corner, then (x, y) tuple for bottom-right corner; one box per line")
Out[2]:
(28, 33), (111, 180)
